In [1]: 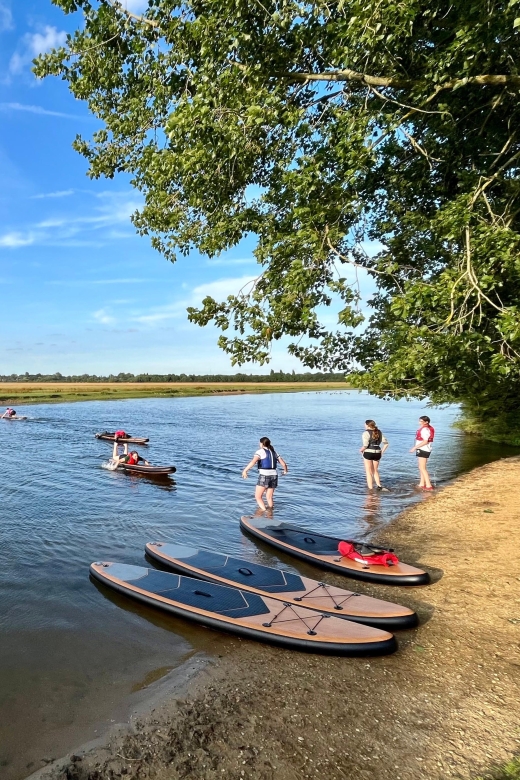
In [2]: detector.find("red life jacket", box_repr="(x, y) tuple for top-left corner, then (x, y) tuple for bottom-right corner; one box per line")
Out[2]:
(416, 425), (435, 443)
(114, 430), (127, 439)
(338, 541), (399, 567)
(125, 453), (139, 465)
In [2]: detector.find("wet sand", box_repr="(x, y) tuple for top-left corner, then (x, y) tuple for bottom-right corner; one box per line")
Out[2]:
(27, 457), (520, 780)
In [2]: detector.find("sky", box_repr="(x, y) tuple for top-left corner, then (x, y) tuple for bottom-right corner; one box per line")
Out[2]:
(0, 0), (375, 376)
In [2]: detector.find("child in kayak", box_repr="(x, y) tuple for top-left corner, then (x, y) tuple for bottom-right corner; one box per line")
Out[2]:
(242, 437), (288, 510)
(410, 415), (434, 490)
(360, 420), (389, 490)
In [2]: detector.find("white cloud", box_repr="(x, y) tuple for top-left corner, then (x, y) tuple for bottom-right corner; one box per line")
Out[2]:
(49, 278), (153, 287)
(0, 231), (34, 248)
(0, 1), (13, 32)
(193, 275), (257, 300)
(122, 0), (150, 12)
(0, 102), (83, 119)
(9, 26), (67, 76)
(206, 257), (256, 267)
(31, 190), (75, 199)
(93, 308), (116, 325)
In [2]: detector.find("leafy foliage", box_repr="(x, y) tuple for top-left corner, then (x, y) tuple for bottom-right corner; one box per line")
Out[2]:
(36, 0), (520, 437)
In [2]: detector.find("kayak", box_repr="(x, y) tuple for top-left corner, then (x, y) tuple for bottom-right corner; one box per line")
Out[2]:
(90, 562), (397, 656)
(96, 432), (149, 444)
(118, 463), (176, 475)
(1, 415), (27, 420)
(240, 516), (431, 586)
(145, 542), (418, 629)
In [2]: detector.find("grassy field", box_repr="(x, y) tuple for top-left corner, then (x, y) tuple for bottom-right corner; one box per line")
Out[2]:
(0, 381), (347, 406)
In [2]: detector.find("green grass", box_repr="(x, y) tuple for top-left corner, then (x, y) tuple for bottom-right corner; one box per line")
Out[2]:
(477, 758), (520, 780)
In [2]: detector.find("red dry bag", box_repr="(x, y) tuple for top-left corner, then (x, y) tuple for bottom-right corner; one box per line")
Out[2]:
(338, 541), (399, 567)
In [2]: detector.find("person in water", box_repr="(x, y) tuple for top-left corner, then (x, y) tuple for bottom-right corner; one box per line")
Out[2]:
(410, 415), (434, 490)
(242, 437), (288, 510)
(359, 419), (389, 490)
(111, 442), (150, 466)
(1, 408), (16, 418)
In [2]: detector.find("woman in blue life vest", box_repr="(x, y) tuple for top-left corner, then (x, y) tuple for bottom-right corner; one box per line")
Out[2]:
(409, 415), (434, 490)
(359, 420), (389, 490)
(242, 437), (288, 510)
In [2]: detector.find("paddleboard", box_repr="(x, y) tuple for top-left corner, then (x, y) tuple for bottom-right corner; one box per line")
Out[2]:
(1, 415), (27, 420)
(240, 516), (430, 586)
(90, 562), (397, 656)
(118, 463), (176, 475)
(96, 432), (149, 444)
(145, 542), (418, 629)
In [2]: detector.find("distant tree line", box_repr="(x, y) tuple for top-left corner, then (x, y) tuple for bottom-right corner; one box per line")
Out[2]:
(0, 371), (345, 384)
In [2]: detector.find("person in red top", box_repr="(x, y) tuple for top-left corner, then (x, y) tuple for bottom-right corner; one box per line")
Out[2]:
(111, 442), (149, 466)
(409, 415), (435, 490)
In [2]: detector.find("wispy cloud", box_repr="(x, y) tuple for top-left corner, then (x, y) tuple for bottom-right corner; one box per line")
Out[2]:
(9, 25), (67, 77)
(0, 231), (34, 248)
(93, 308), (116, 325)
(31, 189), (75, 200)
(49, 278), (153, 287)
(0, 1), (13, 32)
(121, 0), (150, 12)
(0, 102), (85, 120)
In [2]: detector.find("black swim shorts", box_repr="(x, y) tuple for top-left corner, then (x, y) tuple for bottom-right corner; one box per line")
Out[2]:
(257, 474), (278, 489)
(363, 451), (381, 461)
(416, 450), (431, 459)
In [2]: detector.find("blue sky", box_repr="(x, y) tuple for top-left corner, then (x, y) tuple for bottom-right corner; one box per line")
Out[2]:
(0, 0), (375, 376)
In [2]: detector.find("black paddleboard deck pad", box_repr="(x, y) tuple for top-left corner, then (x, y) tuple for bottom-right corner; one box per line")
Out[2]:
(146, 542), (418, 629)
(240, 516), (430, 586)
(90, 563), (397, 656)
(96, 432), (149, 444)
(118, 463), (176, 475)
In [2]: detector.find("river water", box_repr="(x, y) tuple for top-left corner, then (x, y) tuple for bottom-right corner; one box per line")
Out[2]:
(0, 391), (515, 778)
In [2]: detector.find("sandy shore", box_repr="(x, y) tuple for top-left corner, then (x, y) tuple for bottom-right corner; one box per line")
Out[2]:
(28, 457), (520, 780)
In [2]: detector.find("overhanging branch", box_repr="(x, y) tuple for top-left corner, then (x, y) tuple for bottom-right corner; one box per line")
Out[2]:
(275, 69), (520, 91)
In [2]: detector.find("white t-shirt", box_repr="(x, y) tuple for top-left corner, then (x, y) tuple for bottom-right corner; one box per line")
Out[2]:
(362, 431), (388, 449)
(415, 426), (433, 452)
(255, 448), (279, 475)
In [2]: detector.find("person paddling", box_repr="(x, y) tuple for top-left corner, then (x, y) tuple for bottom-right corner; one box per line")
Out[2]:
(410, 415), (434, 490)
(242, 437), (288, 510)
(1, 408), (16, 418)
(111, 442), (149, 467)
(360, 419), (389, 490)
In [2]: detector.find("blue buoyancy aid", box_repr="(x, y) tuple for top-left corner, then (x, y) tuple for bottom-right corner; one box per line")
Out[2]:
(257, 448), (278, 470)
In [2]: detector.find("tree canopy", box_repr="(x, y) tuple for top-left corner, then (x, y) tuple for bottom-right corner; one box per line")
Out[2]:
(37, 0), (520, 439)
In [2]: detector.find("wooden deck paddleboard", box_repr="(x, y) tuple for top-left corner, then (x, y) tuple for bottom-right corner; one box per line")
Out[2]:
(145, 542), (418, 629)
(90, 562), (397, 656)
(2, 415), (27, 420)
(240, 516), (430, 586)
(96, 432), (149, 444)
(118, 463), (176, 475)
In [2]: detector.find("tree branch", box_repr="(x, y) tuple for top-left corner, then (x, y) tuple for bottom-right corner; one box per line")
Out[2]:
(275, 69), (520, 91)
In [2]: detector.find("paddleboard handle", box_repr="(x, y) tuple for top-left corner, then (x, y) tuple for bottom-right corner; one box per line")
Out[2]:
(238, 567), (253, 576)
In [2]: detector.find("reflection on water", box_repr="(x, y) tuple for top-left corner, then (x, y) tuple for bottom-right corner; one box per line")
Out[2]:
(0, 391), (516, 778)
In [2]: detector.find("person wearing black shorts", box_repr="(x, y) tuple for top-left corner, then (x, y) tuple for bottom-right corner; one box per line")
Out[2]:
(409, 415), (434, 490)
(360, 420), (389, 490)
(242, 437), (288, 510)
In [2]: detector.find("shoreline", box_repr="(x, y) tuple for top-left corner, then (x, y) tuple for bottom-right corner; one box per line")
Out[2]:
(0, 381), (347, 406)
(24, 457), (520, 780)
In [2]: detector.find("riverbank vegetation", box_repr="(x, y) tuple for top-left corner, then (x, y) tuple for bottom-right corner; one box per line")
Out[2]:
(0, 381), (345, 405)
(0, 371), (344, 384)
(37, 1), (520, 444)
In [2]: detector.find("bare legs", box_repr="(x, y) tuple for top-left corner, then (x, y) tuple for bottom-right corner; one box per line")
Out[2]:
(255, 484), (275, 510)
(417, 457), (432, 488)
(363, 458), (382, 489)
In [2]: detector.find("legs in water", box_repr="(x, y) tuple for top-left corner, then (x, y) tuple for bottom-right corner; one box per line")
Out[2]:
(255, 484), (267, 510)
(418, 456), (432, 488)
(372, 459), (382, 488)
(363, 458), (374, 489)
(265, 487), (275, 509)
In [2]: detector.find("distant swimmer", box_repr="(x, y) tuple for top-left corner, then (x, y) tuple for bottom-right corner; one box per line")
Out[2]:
(410, 415), (434, 490)
(242, 437), (288, 510)
(359, 419), (389, 490)
(1, 408), (17, 418)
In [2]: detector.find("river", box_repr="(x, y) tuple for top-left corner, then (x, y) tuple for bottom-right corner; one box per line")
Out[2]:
(0, 391), (515, 779)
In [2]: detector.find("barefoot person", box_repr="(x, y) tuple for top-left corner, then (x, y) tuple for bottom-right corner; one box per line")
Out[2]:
(410, 415), (435, 490)
(360, 420), (389, 490)
(242, 437), (288, 510)
(111, 441), (150, 467)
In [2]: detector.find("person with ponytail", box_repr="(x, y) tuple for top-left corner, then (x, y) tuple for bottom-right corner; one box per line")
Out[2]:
(242, 437), (288, 510)
(409, 415), (435, 490)
(360, 420), (389, 490)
